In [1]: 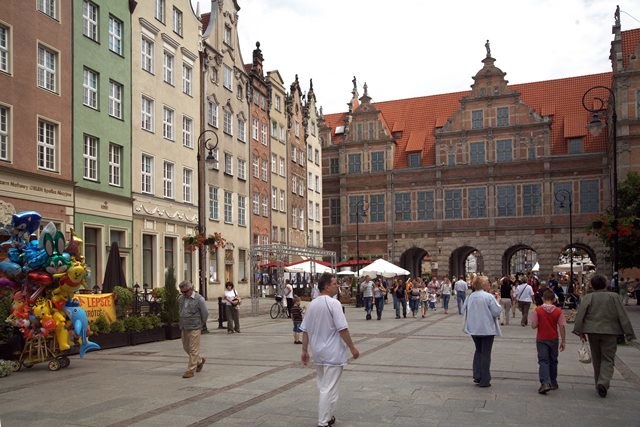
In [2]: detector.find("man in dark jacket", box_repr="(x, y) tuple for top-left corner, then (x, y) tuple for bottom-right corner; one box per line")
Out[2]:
(178, 280), (209, 378)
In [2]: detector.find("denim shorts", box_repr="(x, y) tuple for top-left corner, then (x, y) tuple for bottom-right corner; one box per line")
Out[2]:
(293, 322), (302, 333)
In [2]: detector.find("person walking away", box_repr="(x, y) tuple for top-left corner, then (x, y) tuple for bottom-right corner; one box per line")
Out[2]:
(618, 278), (629, 305)
(440, 277), (452, 314)
(284, 281), (294, 318)
(499, 277), (512, 325)
(177, 281), (208, 379)
(420, 282), (429, 318)
(373, 278), (386, 320)
(223, 282), (241, 333)
(301, 273), (359, 427)
(360, 275), (374, 320)
(391, 279), (400, 312)
(531, 290), (566, 394)
(462, 275), (502, 387)
(428, 291), (437, 311)
(454, 276), (469, 315)
(515, 279), (534, 326)
(395, 278), (407, 318)
(291, 296), (304, 344)
(573, 274), (636, 398)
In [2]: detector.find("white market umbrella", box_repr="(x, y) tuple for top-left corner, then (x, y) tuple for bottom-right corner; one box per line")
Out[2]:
(284, 260), (334, 274)
(359, 258), (410, 278)
(552, 262), (595, 273)
(336, 270), (356, 276)
(531, 262), (540, 272)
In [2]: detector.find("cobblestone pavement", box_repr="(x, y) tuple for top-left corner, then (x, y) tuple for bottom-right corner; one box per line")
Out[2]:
(1, 298), (639, 426)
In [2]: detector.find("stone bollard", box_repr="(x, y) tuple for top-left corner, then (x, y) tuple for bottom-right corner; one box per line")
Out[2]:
(218, 297), (227, 329)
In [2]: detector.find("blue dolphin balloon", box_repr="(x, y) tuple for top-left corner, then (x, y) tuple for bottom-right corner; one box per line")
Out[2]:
(64, 301), (100, 358)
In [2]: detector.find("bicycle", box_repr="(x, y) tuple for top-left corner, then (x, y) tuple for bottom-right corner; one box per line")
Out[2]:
(269, 295), (289, 319)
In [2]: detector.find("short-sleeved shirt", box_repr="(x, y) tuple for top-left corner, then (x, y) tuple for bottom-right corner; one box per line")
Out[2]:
(361, 280), (374, 298)
(300, 295), (349, 366)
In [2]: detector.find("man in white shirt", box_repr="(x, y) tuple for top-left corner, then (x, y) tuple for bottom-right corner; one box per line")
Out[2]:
(515, 279), (534, 326)
(454, 276), (469, 315)
(301, 273), (359, 427)
(284, 281), (294, 318)
(360, 275), (374, 320)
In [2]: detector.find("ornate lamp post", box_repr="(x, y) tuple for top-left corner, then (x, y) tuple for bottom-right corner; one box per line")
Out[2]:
(582, 86), (618, 289)
(555, 189), (573, 287)
(355, 198), (368, 307)
(197, 129), (219, 300)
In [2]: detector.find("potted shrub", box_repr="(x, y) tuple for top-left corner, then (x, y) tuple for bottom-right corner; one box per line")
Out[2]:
(113, 285), (134, 318)
(90, 315), (129, 350)
(0, 292), (22, 361)
(162, 267), (181, 340)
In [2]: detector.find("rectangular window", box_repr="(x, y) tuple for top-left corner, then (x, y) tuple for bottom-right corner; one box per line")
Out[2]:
(141, 155), (153, 194)
(163, 51), (174, 85)
(348, 195), (365, 224)
(567, 138), (584, 154)
(108, 80), (122, 119)
(417, 191), (434, 220)
(182, 168), (192, 203)
(271, 153), (277, 174)
(208, 186), (219, 220)
(37, 45), (57, 92)
(407, 153), (421, 168)
(522, 184), (541, 216)
(279, 125), (286, 143)
(580, 180), (599, 213)
(238, 195), (246, 226)
(237, 159), (246, 180)
(182, 63), (192, 95)
(208, 101), (218, 128)
(261, 159), (268, 181)
(294, 120), (300, 137)
(469, 142), (485, 165)
(371, 151), (384, 172)
(108, 16), (123, 55)
(308, 201), (314, 221)
(308, 172), (313, 189)
(444, 189), (462, 219)
(252, 117), (259, 140)
(108, 144), (121, 187)
(497, 107), (509, 127)
(274, 95), (281, 112)
(315, 176), (320, 192)
(237, 118), (246, 142)
(315, 203), (320, 223)
(164, 236), (175, 270)
(279, 157), (285, 176)
(292, 208), (298, 229)
(83, 1), (98, 41)
(329, 198), (340, 225)
(162, 106), (174, 140)
(182, 115), (193, 148)
(83, 68), (98, 109)
(224, 153), (233, 175)
(37, 120), (57, 171)
(141, 37), (154, 73)
(553, 182), (572, 214)
(329, 158), (339, 174)
(270, 120), (277, 137)
(369, 194), (385, 222)
(471, 110), (483, 129)
(223, 25), (232, 45)
(272, 226), (278, 242)
(394, 193), (411, 221)
(0, 25), (9, 73)
(37, 0), (57, 19)
(292, 175), (296, 193)
(163, 161), (174, 199)
(496, 139), (512, 163)
(468, 187), (486, 218)
(223, 110), (233, 135)
(224, 191), (233, 224)
(172, 7), (183, 35)
(0, 106), (9, 160)
(141, 96), (154, 131)
(528, 146), (536, 160)
(83, 135), (98, 181)
(496, 186), (516, 217)
(223, 64), (233, 90)
(210, 147), (219, 170)
(272, 187), (277, 209)
(299, 210), (305, 231)
(279, 190), (285, 211)
(315, 148), (320, 165)
(261, 122), (268, 145)
(252, 156), (259, 178)
(142, 234), (155, 288)
(155, 0), (165, 22)
(348, 153), (361, 174)
(368, 122), (375, 139)
(262, 195), (268, 217)
(448, 153), (456, 166)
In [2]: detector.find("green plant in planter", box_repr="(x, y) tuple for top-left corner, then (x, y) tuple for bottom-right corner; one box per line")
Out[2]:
(92, 314), (111, 335)
(0, 359), (13, 377)
(123, 316), (143, 333)
(162, 267), (179, 325)
(147, 314), (162, 329)
(110, 319), (125, 333)
(0, 293), (17, 343)
(113, 286), (134, 319)
(139, 316), (152, 331)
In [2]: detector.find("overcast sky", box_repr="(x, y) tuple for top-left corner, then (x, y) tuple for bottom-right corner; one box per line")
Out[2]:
(192, 0), (639, 114)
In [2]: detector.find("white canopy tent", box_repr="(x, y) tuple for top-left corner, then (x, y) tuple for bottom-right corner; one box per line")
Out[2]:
(284, 260), (334, 274)
(336, 270), (356, 276)
(359, 258), (410, 278)
(552, 262), (596, 273)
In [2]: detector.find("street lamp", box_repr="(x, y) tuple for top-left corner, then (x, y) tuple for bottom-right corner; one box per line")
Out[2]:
(555, 189), (573, 288)
(197, 129), (219, 300)
(582, 85), (618, 288)
(355, 198), (368, 307)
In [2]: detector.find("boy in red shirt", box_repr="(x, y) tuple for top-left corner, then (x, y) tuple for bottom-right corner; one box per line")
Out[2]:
(531, 290), (566, 394)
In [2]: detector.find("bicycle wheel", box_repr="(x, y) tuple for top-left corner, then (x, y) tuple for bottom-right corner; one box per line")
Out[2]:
(270, 303), (280, 319)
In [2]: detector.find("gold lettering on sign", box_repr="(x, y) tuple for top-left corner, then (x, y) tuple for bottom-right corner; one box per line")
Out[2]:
(0, 179), (71, 198)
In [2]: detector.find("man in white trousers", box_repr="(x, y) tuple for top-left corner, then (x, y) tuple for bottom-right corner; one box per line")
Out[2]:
(301, 272), (359, 427)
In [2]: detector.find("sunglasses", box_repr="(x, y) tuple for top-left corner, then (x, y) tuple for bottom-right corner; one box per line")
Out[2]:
(181, 289), (191, 294)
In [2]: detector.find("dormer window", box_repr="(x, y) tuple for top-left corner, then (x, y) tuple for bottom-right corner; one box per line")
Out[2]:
(407, 153), (421, 168)
(567, 138), (583, 154)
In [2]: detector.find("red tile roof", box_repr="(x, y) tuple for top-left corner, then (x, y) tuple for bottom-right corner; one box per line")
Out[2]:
(201, 12), (210, 32)
(622, 28), (640, 69)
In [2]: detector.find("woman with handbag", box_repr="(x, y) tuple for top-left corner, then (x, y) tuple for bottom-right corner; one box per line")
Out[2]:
(223, 281), (241, 334)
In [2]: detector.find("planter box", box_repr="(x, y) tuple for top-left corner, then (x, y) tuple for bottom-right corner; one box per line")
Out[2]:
(129, 327), (165, 345)
(164, 323), (181, 340)
(0, 335), (23, 361)
(91, 332), (129, 350)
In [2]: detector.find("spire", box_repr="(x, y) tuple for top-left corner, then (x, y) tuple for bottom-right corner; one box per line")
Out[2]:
(470, 40), (509, 97)
(307, 78), (316, 103)
(358, 82), (372, 107)
(195, 0), (200, 16)
(251, 41), (264, 77)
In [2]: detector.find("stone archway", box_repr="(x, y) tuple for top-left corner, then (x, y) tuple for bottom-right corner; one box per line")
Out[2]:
(399, 247), (429, 278)
(502, 244), (538, 276)
(449, 246), (484, 279)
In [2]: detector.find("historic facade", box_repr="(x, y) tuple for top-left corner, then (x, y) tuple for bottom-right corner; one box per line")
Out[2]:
(130, 0), (201, 289)
(286, 75), (307, 248)
(321, 27), (640, 279)
(305, 80), (323, 247)
(0, 1), (74, 232)
(72, 0), (133, 289)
